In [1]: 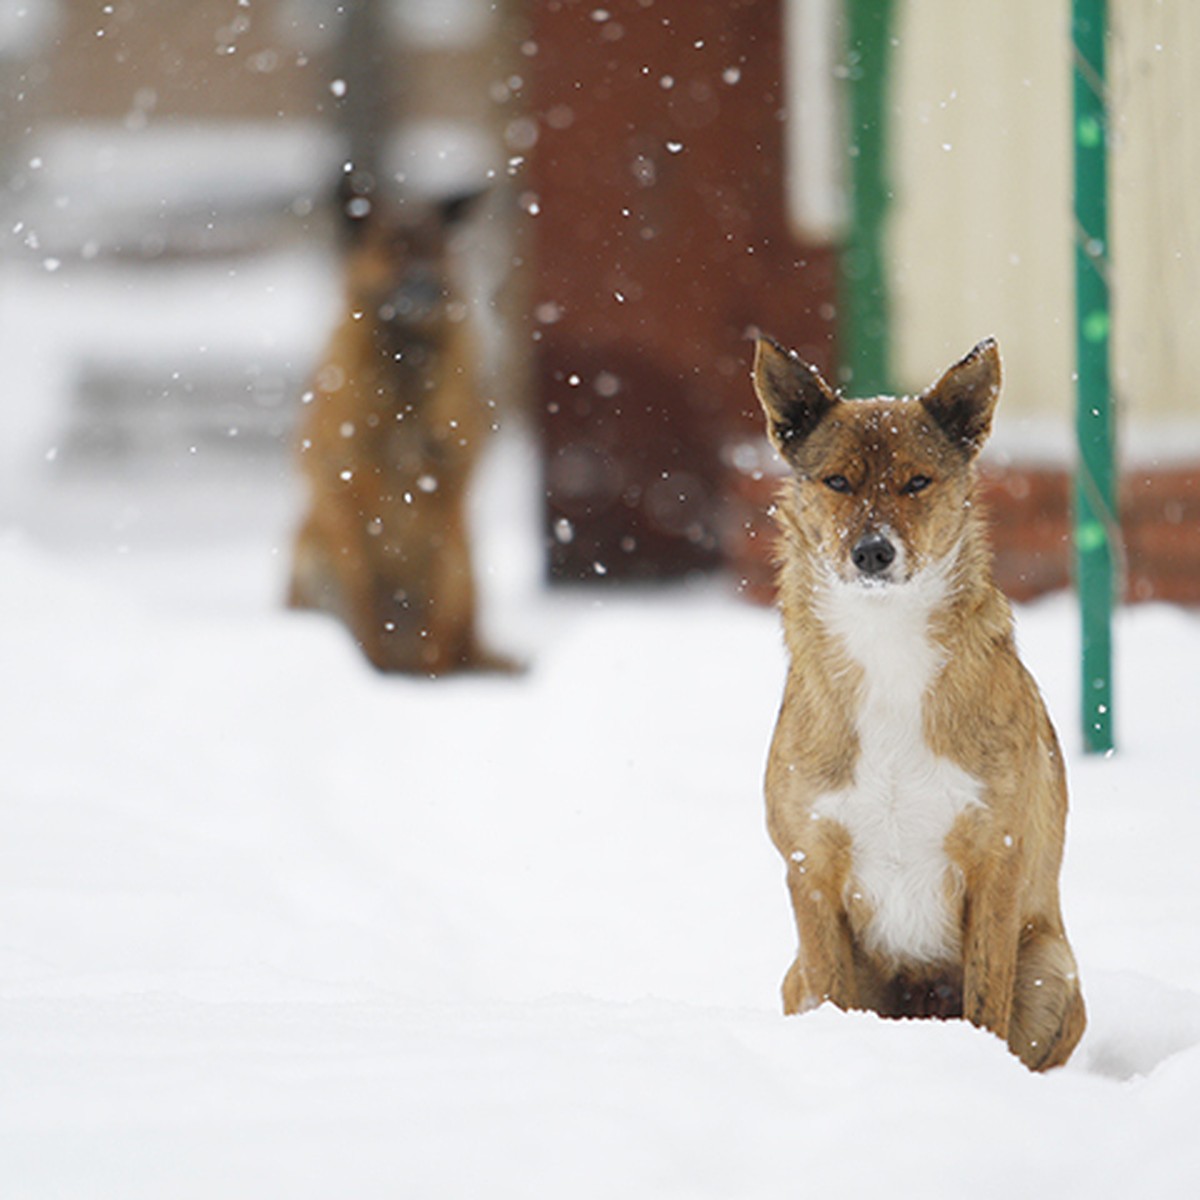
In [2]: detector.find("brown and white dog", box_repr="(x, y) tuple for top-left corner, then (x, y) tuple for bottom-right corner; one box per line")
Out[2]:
(752, 335), (1085, 1070)
(288, 193), (513, 675)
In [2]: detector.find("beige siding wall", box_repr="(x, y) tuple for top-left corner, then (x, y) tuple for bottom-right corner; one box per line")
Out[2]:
(888, 0), (1200, 455)
(1108, 2), (1200, 427)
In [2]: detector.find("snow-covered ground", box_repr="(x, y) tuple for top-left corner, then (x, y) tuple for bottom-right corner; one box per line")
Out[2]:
(2, 422), (1199, 1199)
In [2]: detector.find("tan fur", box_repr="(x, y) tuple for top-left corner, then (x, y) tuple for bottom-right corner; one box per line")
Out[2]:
(753, 335), (1085, 1070)
(288, 206), (513, 675)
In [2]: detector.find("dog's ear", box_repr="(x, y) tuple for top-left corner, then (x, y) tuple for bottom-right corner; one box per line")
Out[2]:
(435, 187), (489, 229)
(920, 338), (1002, 456)
(753, 336), (839, 453)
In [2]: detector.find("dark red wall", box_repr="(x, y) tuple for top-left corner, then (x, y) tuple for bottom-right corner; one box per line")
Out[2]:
(529, 0), (836, 580)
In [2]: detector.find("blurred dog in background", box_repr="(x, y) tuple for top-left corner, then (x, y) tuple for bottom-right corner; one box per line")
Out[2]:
(288, 187), (513, 675)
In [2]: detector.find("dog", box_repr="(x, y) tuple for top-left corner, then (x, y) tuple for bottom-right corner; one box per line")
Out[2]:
(751, 334), (1086, 1070)
(288, 191), (513, 675)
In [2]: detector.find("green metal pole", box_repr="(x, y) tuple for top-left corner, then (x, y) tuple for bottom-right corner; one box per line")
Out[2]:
(1073, 0), (1117, 754)
(841, 0), (894, 395)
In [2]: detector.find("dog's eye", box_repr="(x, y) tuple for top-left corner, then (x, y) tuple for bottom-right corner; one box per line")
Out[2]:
(823, 475), (852, 494)
(901, 475), (932, 495)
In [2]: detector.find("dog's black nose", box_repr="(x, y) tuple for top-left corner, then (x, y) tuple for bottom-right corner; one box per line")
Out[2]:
(852, 532), (896, 576)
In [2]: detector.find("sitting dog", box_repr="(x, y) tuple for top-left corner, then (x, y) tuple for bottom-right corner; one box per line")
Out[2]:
(752, 335), (1085, 1070)
(288, 192), (512, 675)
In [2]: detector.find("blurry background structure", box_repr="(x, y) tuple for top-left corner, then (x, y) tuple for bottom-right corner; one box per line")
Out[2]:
(0, 0), (527, 563)
(0, 0), (1196, 603)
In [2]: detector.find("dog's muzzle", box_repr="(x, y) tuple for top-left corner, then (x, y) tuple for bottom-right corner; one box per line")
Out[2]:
(852, 532), (897, 578)
(380, 269), (445, 325)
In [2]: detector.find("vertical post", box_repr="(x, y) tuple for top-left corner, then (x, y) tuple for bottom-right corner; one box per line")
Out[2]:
(841, 0), (894, 395)
(1073, 0), (1116, 754)
(334, 0), (390, 219)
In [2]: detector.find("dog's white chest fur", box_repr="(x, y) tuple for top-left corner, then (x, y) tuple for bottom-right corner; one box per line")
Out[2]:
(813, 568), (983, 966)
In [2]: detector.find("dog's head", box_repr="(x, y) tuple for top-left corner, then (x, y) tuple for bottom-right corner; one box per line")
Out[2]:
(752, 337), (1001, 586)
(342, 189), (487, 357)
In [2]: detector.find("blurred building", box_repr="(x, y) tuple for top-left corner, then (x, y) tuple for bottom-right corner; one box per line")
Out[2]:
(884, 0), (1200, 602)
(0, 0), (1195, 601)
(0, 0), (525, 550)
(528, 0), (1197, 600)
(529, 0), (838, 582)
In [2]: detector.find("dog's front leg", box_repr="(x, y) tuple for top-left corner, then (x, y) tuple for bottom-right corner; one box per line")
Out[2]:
(959, 857), (1020, 1044)
(782, 863), (858, 1014)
